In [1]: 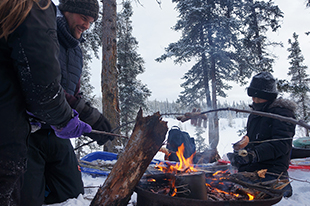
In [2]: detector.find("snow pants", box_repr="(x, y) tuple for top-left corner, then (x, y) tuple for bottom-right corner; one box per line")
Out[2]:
(0, 134), (27, 206)
(20, 129), (84, 206)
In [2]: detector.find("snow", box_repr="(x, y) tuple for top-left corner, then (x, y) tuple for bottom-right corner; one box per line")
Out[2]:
(45, 117), (310, 206)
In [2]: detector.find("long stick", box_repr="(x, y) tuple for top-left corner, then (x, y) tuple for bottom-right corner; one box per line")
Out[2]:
(164, 107), (310, 130)
(75, 107), (310, 151)
(74, 130), (129, 151)
(74, 121), (134, 150)
(91, 129), (129, 139)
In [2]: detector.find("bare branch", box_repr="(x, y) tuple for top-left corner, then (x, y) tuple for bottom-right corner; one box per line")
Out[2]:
(164, 107), (310, 130)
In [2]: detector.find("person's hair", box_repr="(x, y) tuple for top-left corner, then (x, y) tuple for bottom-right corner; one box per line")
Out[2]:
(0, 0), (51, 40)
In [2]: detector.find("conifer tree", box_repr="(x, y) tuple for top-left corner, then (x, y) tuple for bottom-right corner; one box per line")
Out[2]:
(287, 32), (310, 136)
(117, 1), (151, 140)
(239, 0), (283, 74)
(194, 126), (207, 153)
(156, 0), (283, 150)
(156, 0), (242, 149)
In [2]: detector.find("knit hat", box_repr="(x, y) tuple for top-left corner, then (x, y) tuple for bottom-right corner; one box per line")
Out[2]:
(247, 72), (278, 101)
(59, 0), (99, 21)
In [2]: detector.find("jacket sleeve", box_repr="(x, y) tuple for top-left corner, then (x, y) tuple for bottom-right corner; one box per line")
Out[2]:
(7, 1), (72, 127)
(65, 79), (82, 107)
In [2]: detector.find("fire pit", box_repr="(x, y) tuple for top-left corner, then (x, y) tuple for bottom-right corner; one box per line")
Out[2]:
(135, 185), (282, 206)
(135, 170), (283, 206)
(134, 144), (283, 206)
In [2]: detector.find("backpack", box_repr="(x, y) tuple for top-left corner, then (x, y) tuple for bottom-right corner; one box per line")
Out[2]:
(166, 126), (196, 162)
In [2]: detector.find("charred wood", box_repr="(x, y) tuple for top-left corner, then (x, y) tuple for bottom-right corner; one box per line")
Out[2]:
(90, 109), (168, 206)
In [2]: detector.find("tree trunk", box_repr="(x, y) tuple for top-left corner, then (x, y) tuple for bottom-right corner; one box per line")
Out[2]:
(101, 0), (120, 152)
(206, 26), (219, 149)
(90, 109), (168, 206)
(210, 59), (219, 149)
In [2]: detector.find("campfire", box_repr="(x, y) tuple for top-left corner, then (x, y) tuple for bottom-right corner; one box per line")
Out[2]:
(156, 143), (197, 173)
(135, 143), (284, 206)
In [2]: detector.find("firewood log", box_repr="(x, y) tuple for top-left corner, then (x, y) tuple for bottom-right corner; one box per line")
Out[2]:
(90, 109), (168, 206)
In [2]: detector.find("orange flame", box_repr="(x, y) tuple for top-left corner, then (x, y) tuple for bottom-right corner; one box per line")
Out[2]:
(247, 193), (254, 200)
(147, 178), (156, 182)
(156, 143), (197, 173)
(155, 145), (256, 200)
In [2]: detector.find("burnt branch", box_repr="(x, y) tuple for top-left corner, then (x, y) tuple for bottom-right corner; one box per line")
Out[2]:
(222, 176), (283, 197)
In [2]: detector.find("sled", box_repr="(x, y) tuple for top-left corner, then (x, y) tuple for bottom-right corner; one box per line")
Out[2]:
(293, 137), (310, 148)
(79, 151), (118, 176)
(80, 151), (163, 176)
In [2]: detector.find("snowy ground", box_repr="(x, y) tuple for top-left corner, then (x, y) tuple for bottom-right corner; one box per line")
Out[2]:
(45, 117), (310, 206)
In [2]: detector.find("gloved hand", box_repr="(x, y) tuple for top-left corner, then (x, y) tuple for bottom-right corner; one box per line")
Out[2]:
(51, 109), (92, 139)
(227, 150), (258, 167)
(73, 99), (114, 145)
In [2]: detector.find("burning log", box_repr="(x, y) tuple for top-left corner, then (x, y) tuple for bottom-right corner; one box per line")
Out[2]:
(222, 171), (285, 197)
(138, 140), (283, 205)
(90, 109), (168, 206)
(136, 168), (284, 206)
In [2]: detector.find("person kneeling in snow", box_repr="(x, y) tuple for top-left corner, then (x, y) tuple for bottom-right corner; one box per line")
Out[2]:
(227, 72), (296, 198)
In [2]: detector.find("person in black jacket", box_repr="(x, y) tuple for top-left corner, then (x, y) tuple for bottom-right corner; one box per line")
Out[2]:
(227, 72), (296, 198)
(0, 0), (92, 205)
(21, 0), (114, 205)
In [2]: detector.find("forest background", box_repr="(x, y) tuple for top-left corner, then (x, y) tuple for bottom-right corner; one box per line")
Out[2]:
(51, 0), (310, 156)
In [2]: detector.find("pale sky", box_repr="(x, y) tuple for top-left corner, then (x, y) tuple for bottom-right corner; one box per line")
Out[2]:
(53, 0), (310, 104)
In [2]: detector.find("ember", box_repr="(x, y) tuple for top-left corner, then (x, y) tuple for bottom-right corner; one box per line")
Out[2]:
(136, 171), (283, 206)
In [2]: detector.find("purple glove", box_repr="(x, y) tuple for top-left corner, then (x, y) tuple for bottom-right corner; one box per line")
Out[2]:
(51, 110), (92, 139)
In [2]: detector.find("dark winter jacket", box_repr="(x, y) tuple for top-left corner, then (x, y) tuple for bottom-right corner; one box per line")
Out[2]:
(55, 9), (101, 129)
(0, 1), (73, 134)
(57, 8), (83, 98)
(239, 98), (296, 174)
(0, 1), (73, 204)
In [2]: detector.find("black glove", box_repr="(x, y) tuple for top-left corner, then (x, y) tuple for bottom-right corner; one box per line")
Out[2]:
(74, 99), (114, 145)
(227, 150), (258, 167)
(85, 114), (114, 145)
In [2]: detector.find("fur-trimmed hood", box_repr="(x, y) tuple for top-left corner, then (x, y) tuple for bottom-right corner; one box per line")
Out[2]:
(269, 97), (297, 113)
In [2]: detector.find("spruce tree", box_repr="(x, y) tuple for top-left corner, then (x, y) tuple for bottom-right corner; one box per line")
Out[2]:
(194, 126), (207, 153)
(117, 1), (151, 140)
(156, 0), (283, 150)
(155, 0), (243, 149)
(239, 0), (283, 74)
(287, 32), (310, 136)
